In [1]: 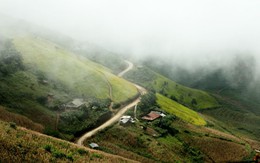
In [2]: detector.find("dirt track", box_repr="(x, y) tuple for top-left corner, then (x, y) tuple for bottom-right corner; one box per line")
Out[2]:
(76, 60), (146, 146)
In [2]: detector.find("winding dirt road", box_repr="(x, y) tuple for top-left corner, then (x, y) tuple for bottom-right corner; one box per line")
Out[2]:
(118, 60), (134, 77)
(76, 60), (146, 146)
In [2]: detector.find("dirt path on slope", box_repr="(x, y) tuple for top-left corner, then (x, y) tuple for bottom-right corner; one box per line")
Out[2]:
(118, 60), (134, 77)
(76, 97), (141, 145)
(76, 60), (146, 146)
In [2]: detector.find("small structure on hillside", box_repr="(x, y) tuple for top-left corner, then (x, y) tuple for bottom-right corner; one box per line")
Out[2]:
(66, 98), (85, 109)
(89, 143), (99, 149)
(142, 111), (165, 121)
(119, 115), (135, 126)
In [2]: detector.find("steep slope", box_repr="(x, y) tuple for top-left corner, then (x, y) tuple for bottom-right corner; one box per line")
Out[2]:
(0, 36), (138, 139)
(13, 37), (138, 103)
(124, 66), (219, 110)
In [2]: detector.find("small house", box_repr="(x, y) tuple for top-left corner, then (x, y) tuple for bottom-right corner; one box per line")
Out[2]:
(120, 115), (135, 126)
(66, 98), (85, 109)
(142, 111), (164, 121)
(89, 143), (99, 149)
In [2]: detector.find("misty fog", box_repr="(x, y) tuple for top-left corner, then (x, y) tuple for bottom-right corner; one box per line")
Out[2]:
(1, 0), (260, 80)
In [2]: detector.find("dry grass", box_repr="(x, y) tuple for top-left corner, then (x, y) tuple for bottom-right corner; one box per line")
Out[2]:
(0, 106), (44, 132)
(189, 136), (249, 162)
(0, 120), (137, 163)
(243, 138), (260, 151)
(183, 122), (242, 143)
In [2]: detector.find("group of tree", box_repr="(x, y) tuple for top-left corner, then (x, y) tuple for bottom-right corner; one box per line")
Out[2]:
(138, 92), (157, 113)
(0, 40), (24, 77)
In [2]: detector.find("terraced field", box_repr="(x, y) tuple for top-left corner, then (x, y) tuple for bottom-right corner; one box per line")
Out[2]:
(156, 93), (207, 126)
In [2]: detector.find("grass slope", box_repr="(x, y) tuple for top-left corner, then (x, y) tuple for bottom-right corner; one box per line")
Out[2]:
(0, 69), (67, 128)
(124, 66), (219, 109)
(156, 93), (206, 126)
(0, 120), (135, 163)
(13, 37), (138, 103)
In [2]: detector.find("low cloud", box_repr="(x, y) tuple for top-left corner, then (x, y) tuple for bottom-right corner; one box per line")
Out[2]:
(0, 0), (260, 75)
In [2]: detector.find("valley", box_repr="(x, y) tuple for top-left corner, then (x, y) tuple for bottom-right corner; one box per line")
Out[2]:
(0, 16), (259, 162)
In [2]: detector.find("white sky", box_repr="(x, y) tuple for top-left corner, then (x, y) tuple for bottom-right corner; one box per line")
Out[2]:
(1, 0), (260, 65)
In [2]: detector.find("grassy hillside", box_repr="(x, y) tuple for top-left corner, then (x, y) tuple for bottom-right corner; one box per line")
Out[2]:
(124, 66), (219, 109)
(73, 43), (127, 74)
(156, 93), (206, 126)
(0, 120), (136, 163)
(0, 105), (44, 132)
(0, 37), (138, 139)
(13, 37), (138, 103)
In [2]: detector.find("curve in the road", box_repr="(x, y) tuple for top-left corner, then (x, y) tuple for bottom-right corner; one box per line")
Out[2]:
(118, 60), (134, 77)
(76, 60), (146, 146)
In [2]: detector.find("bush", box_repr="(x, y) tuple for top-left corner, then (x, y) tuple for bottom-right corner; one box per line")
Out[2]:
(91, 153), (103, 159)
(77, 148), (88, 155)
(191, 98), (197, 105)
(44, 144), (52, 152)
(52, 149), (66, 159)
(0, 41), (24, 77)
(9, 122), (17, 129)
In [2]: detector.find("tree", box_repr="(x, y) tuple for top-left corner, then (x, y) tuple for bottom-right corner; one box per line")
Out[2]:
(191, 98), (197, 106)
(0, 40), (24, 77)
(138, 92), (157, 113)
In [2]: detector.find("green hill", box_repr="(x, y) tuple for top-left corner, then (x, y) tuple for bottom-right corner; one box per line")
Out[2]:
(124, 66), (219, 110)
(13, 37), (138, 103)
(0, 36), (138, 139)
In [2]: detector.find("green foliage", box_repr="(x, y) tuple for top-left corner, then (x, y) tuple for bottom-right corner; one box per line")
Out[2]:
(43, 144), (52, 152)
(77, 148), (88, 155)
(44, 144), (73, 160)
(44, 127), (60, 138)
(138, 92), (157, 113)
(0, 40), (24, 77)
(91, 153), (103, 159)
(58, 100), (112, 136)
(191, 98), (197, 106)
(183, 143), (204, 163)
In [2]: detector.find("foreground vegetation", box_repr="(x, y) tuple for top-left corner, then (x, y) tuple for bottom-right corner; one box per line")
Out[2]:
(87, 119), (254, 163)
(0, 120), (135, 162)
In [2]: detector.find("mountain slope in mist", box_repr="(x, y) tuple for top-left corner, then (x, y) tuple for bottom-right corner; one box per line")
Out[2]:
(13, 36), (138, 103)
(141, 57), (260, 139)
(124, 66), (219, 110)
(0, 35), (138, 139)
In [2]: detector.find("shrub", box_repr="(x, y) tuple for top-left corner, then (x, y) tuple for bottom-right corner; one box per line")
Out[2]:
(52, 150), (66, 159)
(44, 144), (52, 152)
(9, 122), (17, 129)
(77, 148), (88, 155)
(191, 98), (197, 105)
(91, 153), (103, 159)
